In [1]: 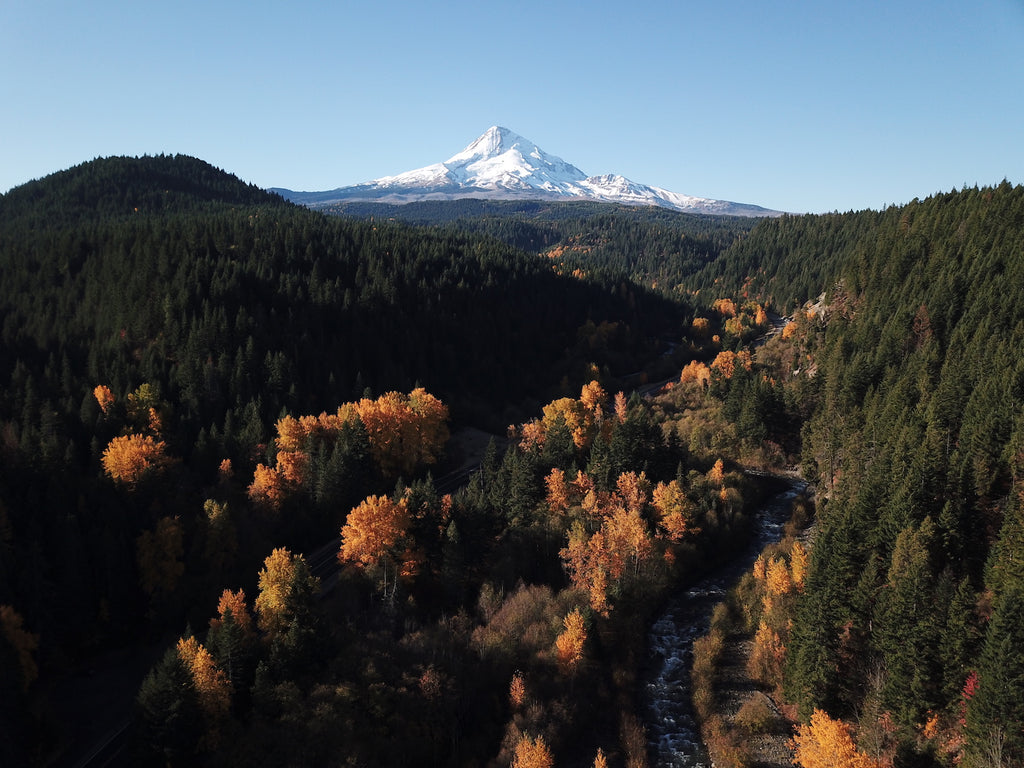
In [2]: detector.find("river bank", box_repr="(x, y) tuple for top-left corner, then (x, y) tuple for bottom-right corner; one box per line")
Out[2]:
(642, 478), (809, 767)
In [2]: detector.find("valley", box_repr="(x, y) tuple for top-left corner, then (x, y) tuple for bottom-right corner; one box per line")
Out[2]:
(1, 157), (1022, 768)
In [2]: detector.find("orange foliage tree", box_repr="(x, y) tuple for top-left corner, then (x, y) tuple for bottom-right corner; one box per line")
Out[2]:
(177, 636), (231, 720)
(554, 607), (588, 675)
(560, 471), (658, 614)
(545, 468), (571, 514)
(210, 588), (254, 636)
(679, 360), (712, 388)
(340, 494), (413, 596)
(177, 635), (231, 747)
(712, 298), (737, 317)
(710, 350), (752, 380)
(512, 733), (554, 768)
(102, 433), (171, 486)
(790, 540), (808, 590)
(355, 388), (449, 479)
(791, 709), (880, 768)
(93, 385), (115, 415)
(247, 463), (288, 511)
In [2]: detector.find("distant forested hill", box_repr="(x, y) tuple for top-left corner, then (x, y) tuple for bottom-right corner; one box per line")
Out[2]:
(321, 198), (760, 296)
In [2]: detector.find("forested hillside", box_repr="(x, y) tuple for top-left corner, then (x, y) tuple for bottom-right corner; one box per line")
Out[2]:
(322, 198), (759, 297)
(0, 156), (705, 765)
(703, 182), (1024, 768)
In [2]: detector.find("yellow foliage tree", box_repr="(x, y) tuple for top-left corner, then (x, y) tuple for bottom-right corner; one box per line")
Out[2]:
(102, 434), (171, 486)
(542, 397), (591, 450)
(614, 391), (628, 423)
(255, 547), (306, 636)
(356, 388), (450, 479)
(652, 479), (696, 541)
(748, 619), (786, 689)
(708, 458), (726, 487)
(679, 360), (712, 388)
(765, 556), (793, 598)
(512, 733), (554, 768)
(791, 709), (880, 768)
(177, 636), (231, 746)
(554, 608), (587, 675)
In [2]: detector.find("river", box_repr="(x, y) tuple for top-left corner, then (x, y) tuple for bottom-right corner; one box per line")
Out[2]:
(642, 477), (806, 767)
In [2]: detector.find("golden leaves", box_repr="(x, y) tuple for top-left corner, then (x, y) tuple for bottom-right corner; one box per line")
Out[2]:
(101, 433), (171, 486)
(255, 547), (312, 636)
(339, 495), (410, 568)
(93, 385), (115, 415)
(512, 734), (554, 768)
(791, 709), (880, 768)
(554, 608), (587, 675)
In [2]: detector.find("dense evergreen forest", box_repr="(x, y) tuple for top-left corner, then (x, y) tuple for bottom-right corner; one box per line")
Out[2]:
(321, 199), (759, 298)
(692, 182), (1024, 768)
(1, 154), (1022, 768)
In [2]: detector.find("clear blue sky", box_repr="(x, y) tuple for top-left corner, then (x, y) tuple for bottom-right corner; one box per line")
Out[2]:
(2, 0), (1022, 213)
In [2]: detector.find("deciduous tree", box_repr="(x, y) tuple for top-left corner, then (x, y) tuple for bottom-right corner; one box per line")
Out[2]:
(554, 607), (587, 675)
(512, 733), (554, 768)
(102, 433), (171, 486)
(791, 709), (879, 768)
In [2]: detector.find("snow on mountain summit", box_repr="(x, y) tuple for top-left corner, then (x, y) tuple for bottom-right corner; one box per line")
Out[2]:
(273, 127), (783, 217)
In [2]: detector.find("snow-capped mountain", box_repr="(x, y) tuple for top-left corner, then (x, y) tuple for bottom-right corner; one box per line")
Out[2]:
(273, 126), (783, 217)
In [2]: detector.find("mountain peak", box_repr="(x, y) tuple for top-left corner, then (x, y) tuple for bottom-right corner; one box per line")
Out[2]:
(454, 126), (525, 160)
(273, 127), (784, 217)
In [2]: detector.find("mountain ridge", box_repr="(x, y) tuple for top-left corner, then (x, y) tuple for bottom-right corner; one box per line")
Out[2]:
(273, 126), (784, 218)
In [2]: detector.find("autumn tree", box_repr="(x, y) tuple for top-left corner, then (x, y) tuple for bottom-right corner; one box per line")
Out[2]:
(355, 388), (449, 479)
(255, 548), (319, 638)
(176, 636), (231, 747)
(206, 589), (256, 699)
(340, 494), (412, 598)
(554, 607), (588, 675)
(679, 360), (711, 388)
(545, 468), (571, 514)
(93, 384), (115, 415)
(512, 733), (554, 768)
(102, 433), (172, 486)
(652, 479), (696, 541)
(210, 588), (254, 637)
(791, 709), (880, 768)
